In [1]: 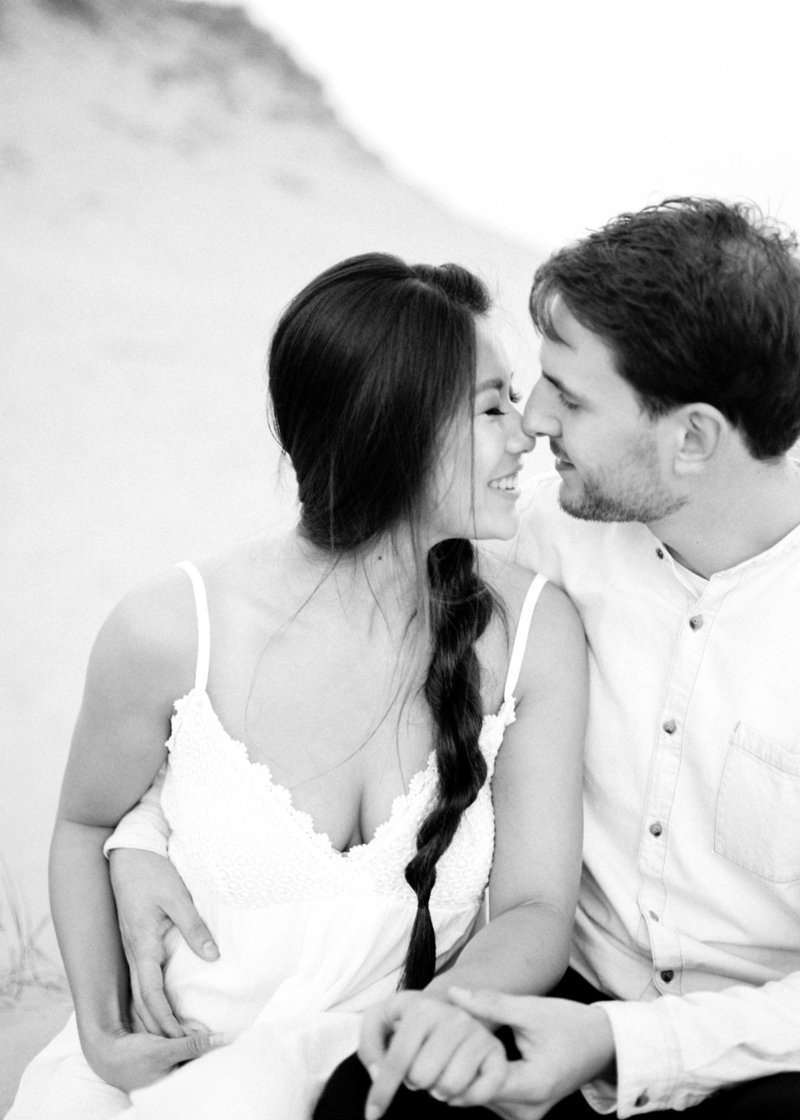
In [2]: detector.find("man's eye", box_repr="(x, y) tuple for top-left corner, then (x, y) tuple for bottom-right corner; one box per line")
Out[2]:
(559, 392), (579, 411)
(509, 388), (522, 405)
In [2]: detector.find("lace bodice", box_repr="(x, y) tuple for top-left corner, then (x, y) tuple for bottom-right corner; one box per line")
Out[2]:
(161, 562), (546, 913)
(162, 688), (516, 910)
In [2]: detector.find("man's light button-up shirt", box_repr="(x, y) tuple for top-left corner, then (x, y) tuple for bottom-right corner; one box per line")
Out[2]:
(514, 471), (800, 1117)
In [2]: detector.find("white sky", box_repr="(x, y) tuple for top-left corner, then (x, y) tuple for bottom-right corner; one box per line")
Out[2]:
(193, 0), (800, 251)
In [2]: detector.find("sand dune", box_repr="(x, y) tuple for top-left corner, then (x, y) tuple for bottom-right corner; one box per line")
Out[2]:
(1, 0), (551, 1105)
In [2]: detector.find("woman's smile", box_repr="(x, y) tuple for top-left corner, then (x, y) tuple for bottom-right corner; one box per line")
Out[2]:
(489, 470), (521, 493)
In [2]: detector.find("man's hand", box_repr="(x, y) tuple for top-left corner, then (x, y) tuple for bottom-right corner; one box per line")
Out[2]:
(83, 1023), (227, 1093)
(359, 991), (507, 1119)
(109, 849), (219, 1038)
(445, 988), (616, 1119)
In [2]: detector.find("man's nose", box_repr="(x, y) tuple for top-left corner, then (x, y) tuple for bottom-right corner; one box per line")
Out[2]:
(522, 380), (561, 439)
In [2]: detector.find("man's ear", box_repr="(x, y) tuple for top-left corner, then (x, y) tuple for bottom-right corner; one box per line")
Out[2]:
(671, 404), (728, 475)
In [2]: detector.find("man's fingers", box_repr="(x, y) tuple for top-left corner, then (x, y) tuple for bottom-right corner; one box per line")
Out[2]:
(128, 976), (162, 1034)
(139, 980), (186, 1039)
(126, 958), (163, 1037)
(133, 955), (185, 1038)
(167, 896), (219, 962)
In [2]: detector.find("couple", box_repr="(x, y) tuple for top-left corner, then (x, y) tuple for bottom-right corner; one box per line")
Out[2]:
(11, 197), (800, 1119)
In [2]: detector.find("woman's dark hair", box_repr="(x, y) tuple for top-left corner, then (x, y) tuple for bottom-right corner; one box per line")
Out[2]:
(530, 197), (800, 460)
(269, 253), (496, 988)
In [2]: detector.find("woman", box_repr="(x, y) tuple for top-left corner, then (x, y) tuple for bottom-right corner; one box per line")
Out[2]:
(9, 254), (586, 1119)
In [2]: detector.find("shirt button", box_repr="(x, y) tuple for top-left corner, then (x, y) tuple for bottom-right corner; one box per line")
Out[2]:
(660, 969), (674, 982)
(636, 1091), (650, 1107)
(649, 821), (663, 837)
(649, 910), (659, 922)
(689, 615), (703, 630)
(655, 548), (665, 559)
(663, 719), (677, 734)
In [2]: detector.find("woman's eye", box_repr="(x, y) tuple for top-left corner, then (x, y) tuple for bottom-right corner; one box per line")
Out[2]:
(483, 387), (520, 416)
(558, 391), (579, 411)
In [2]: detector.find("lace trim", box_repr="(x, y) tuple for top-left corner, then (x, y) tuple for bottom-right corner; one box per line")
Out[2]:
(163, 688), (516, 907)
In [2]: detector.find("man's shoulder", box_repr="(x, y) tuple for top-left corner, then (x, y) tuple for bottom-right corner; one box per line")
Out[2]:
(513, 470), (649, 581)
(516, 469), (602, 547)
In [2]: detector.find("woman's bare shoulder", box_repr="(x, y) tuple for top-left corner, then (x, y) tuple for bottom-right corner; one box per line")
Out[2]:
(88, 566), (201, 705)
(477, 547), (577, 625)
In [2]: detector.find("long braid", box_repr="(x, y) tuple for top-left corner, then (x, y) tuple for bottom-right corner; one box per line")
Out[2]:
(400, 538), (495, 990)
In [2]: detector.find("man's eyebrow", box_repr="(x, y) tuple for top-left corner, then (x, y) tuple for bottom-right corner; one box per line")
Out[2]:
(541, 370), (585, 402)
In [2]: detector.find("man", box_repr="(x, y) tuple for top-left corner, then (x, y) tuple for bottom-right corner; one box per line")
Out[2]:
(318, 197), (800, 1118)
(114, 198), (800, 1117)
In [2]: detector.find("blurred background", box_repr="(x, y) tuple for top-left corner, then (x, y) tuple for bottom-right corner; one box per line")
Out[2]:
(1, 0), (798, 1105)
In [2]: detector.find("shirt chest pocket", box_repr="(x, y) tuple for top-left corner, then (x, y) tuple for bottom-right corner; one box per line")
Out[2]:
(714, 720), (800, 883)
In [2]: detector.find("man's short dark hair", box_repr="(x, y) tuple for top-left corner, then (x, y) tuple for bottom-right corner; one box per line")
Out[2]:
(530, 197), (800, 460)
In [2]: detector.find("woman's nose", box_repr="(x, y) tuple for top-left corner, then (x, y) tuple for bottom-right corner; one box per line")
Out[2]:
(507, 420), (536, 455)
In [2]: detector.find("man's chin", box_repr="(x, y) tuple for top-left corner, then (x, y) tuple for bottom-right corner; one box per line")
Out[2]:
(557, 485), (636, 524)
(559, 499), (628, 523)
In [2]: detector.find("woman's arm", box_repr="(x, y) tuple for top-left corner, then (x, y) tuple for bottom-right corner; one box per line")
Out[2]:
(49, 575), (222, 1090)
(434, 580), (586, 993)
(361, 580), (588, 1116)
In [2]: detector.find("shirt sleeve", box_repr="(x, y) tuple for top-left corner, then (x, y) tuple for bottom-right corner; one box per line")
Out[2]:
(103, 765), (170, 859)
(582, 974), (800, 1115)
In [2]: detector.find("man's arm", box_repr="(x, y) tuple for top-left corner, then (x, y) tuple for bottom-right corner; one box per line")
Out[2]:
(449, 971), (800, 1118)
(105, 773), (220, 1038)
(442, 988), (615, 1118)
(590, 972), (800, 1115)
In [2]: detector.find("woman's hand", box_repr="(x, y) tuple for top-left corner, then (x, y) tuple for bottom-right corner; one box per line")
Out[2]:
(109, 848), (219, 1038)
(82, 1024), (227, 1093)
(358, 990), (507, 1119)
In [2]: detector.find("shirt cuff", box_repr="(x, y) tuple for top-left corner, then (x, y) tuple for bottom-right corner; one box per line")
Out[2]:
(103, 768), (170, 860)
(582, 1000), (679, 1116)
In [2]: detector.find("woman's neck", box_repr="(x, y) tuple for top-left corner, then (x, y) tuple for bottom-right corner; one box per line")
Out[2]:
(283, 526), (424, 632)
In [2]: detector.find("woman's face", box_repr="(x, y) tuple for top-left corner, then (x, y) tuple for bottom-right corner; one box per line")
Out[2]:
(425, 318), (534, 543)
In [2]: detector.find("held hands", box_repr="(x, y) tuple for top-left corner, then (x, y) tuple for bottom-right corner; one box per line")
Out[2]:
(445, 988), (616, 1119)
(109, 848), (220, 1038)
(360, 988), (616, 1120)
(359, 990), (507, 1119)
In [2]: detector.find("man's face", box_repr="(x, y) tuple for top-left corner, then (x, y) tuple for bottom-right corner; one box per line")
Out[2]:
(523, 297), (685, 523)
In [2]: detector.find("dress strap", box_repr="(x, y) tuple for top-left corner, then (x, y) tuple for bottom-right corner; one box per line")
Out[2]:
(176, 561), (210, 693)
(503, 572), (547, 702)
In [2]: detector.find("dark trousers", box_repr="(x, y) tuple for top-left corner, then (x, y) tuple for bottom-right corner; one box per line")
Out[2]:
(313, 970), (800, 1119)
